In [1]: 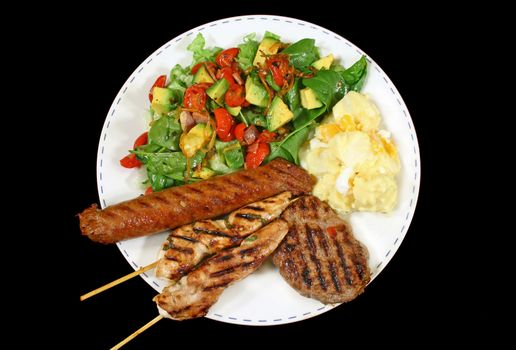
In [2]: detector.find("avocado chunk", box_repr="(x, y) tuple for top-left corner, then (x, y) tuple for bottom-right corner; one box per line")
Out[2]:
(300, 88), (323, 109)
(267, 96), (294, 131)
(193, 64), (215, 84)
(206, 78), (230, 105)
(311, 54), (334, 70)
(151, 87), (174, 115)
(253, 37), (280, 67)
(225, 104), (241, 117)
(181, 123), (212, 158)
(208, 153), (233, 174)
(193, 167), (216, 179)
(245, 76), (269, 107)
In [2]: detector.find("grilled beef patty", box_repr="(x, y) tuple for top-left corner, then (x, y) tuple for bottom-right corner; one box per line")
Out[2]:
(273, 196), (371, 304)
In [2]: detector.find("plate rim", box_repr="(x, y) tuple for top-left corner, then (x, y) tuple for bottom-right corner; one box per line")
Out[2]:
(95, 14), (421, 326)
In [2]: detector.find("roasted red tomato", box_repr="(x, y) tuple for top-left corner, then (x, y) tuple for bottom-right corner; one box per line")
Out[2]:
(216, 48), (239, 68)
(225, 84), (245, 107)
(214, 108), (235, 141)
(245, 142), (270, 169)
(183, 85), (207, 111)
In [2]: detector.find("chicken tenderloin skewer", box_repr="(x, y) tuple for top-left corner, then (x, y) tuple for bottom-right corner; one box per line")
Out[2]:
(155, 191), (293, 282)
(154, 219), (289, 320)
(80, 192), (293, 301)
(111, 219), (289, 349)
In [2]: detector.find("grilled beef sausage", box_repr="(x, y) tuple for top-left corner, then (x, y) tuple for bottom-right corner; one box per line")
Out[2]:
(79, 159), (312, 244)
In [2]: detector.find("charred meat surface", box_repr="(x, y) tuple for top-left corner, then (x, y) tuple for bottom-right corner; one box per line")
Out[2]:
(79, 158), (312, 244)
(273, 196), (371, 304)
(155, 191), (293, 282)
(154, 219), (289, 320)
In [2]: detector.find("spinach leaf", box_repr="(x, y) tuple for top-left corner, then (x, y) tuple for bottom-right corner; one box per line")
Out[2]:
(284, 78), (303, 120)
(282, 39), (319, 71)
(265, 74), (281, 92)
(242, 109), (267, 128)
(147, 171), (175, 192)
(302, 70), (346, 108)
(342, 55), (367, 92)
(292, 106), (326, 129)
(266, 122), (314, 165)
(264, 31), (280, 41)
(237, 33), (259, 71)
(187, 33), (222, 65)
(148, 116), (181, 150)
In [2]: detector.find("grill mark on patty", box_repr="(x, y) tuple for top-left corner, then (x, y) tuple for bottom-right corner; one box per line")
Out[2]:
(306, 224), (327, 291)
(332, 235), (353, 285)
(169, 234), (199, 243)
(329, 261), (341, 292)
(193, 227), (233, 238)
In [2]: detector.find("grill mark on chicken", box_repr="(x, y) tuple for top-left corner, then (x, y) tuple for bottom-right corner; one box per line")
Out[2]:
(169, 234), (199, 243)
(202, 282), (230, 291)
(213, 254), (234, 263)
(238, 245), (262, 256)
(155, 220), (288, 320)
(235, 213), (263, 221)
(243, 206), (265, 212)
(193, 227), (234, 238)
(168, 246), (194, 255)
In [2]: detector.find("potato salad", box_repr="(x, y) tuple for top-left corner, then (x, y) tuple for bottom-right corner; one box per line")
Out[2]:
(300, 91), (400, 214)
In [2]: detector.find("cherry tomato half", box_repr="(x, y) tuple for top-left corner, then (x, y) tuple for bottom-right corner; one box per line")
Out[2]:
(216, 67), (235, 85)
(225, 84), (245, 107)
(133, 132), (148, 148)
(266, 56), (290, 87)
(233, 123), (246, 143)
(245, 142), (270, 169)
(214, 108), (235, 142)
(148, 75), (167, 102)
(120, 154), (141, 169)
(216, 48), (239, 68)
(183, 85), (207, 111)
(257, 130), (276, 143)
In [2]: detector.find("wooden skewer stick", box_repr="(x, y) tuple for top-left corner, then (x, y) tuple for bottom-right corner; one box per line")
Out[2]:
(80, 261), (158, 301)
(111, 315), (163, 350)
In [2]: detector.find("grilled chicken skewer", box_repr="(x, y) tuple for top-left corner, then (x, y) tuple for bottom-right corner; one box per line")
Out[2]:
(111, 219), (289, 348)
(155, 191), (293, 282)
(80, 192), (293, 301)
(154, 219), (289, 320)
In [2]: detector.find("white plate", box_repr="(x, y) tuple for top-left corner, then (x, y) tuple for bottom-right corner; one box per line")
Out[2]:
(96, 15), (420, 326)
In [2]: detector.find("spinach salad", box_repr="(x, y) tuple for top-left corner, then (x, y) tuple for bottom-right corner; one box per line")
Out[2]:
(119, 32), (367, 193)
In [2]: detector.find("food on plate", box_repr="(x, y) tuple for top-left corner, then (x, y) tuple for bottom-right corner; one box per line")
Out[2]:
(119, 32), (367, 194)
(273, 195), (370, 304)
(79, 158), (312, 244)
(300, 91), (400, 214)
(156, 191), (293, 282)
(154, 219), (289, 320)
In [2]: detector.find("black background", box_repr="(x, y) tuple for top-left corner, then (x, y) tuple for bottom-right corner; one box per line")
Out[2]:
(60, 6), (464, 349)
